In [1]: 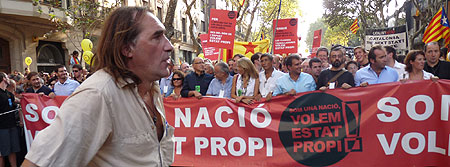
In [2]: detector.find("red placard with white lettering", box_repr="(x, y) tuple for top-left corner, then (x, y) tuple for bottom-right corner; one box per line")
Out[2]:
(310, 29), (322, 58)
(273, 18), (298, 54)
(200, 34), (221, 60)
(208, 9), (237, 50)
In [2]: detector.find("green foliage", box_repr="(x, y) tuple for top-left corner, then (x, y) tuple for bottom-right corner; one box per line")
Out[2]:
(255, 0), (299, 42)
(305, 18), (328, 49)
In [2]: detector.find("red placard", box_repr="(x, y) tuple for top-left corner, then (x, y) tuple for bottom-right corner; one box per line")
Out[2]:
(208, 9), (237, 50)
(20, 80), (450, 166)
(273, 18), (298, 54)
(310, 29), (322, 58)
(200, 34), (221, 60)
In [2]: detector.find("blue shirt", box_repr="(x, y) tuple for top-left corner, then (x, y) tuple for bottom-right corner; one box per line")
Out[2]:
(181, 72), (214, 97)
(206, 76), (233, 98)
(54, 79), (80, 96)
(273, 72), (316, 96)
(159, 72), (173, 97)
(354, 65), (398, 86)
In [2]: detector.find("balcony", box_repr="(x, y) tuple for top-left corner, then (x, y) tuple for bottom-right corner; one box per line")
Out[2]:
(0, 0), (67, 20)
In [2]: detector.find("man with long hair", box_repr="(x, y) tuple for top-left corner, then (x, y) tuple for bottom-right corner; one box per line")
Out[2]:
(22, 7), (175, 166)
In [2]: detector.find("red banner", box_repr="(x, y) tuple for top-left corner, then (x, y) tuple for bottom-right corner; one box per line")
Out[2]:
(310, 29), (322, 58)
(273, 18), (298, 55)
(208, 9), (237, 50)
(20, 80), (450, 166)
(200, 33), (221, 60)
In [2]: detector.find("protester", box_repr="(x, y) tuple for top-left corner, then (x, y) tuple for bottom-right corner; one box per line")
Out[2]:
(346, 61), (359, 77)
(22, 7), (175, 166)
(273, 54), (316, 96)
(258, 53), (284, 101)
(0, 72), (20, 167)
(25, 72), (55, 98)
(301, 58), (311, 74)
(231, 57), (260, 104)
(423, 42), (450, 79)
(384, 46), (405, 79)
(167, 70), (185, 99)
(181, 57), (214, 99)
(232, 54), (245, 75)
(160, 59), (174, 96)
(400, 50), (435, 80)
(317, 47), (355, 90)
(205, 62), (215, 75)
(72, 64), (85, 84)
(273, 54), (282, 71)
(316, 47), (330, 69)
(354, 45), (398, 86)
(180, 62), (190, 73)
(354, 46), (370, 68)
(206, 62), (233, 98)
(227, 59), (236, 76)
(69, 51), (80, 66)
(251, 53), (263, 72)
(309, 58), (322, 83)
(52, 64), (80, 96)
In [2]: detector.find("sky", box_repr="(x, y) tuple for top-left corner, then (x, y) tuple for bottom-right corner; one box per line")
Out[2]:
(296, 0), (406, 57)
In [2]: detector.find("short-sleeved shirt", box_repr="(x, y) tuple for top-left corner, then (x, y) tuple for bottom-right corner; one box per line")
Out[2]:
(159, 72), (173, 97)
(206, 76), (233, 98)
(354, 65), (399, 86)
(399, 70), (434, 80)
(316, 69), (355, 89)
(424, 61), (450, 79)
(25, 70), (175, 166)
(259, 69), (285, 97)
(25, 85), (53, 95)
(181, 72), (214, 97)
(53, 79), (80, 96)
(0, 89), (16, 129)
(273, 72), (316, 96)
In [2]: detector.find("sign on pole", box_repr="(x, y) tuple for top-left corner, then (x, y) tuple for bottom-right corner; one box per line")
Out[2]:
(273, 18), (298, 55)
(208, 9), (237, 50)
(365, 25), (408, 50)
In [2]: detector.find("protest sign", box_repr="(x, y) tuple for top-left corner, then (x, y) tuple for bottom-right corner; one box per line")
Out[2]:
(310, 29), (322, 58)
(21, 80), (450, 166)
(365, 25), (407, 50)
(200, 34), (221, 60)
(208, 9), (237, 50)
(273, 18), (298, 54)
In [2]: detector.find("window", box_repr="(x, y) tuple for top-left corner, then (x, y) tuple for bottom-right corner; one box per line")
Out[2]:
(201, 0), (205, 13)
(183, 50), (193, 64)
(201, 21), (206, 32)
(157, 7), (162, 21)
(182, 18), (187, 42)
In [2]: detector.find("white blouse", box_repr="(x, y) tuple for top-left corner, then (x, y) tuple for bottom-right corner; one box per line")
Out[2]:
(235, 74), (256, 97)
(400, 70), (435, 80)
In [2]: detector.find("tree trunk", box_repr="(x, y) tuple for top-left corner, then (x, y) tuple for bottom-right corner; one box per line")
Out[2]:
(184, 0), (202, 55)
(244, 0), (262, 41)
(164, 0), (178, 40)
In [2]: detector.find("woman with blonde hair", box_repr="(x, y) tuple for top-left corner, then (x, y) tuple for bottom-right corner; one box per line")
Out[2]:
(231, 57), (260, 104)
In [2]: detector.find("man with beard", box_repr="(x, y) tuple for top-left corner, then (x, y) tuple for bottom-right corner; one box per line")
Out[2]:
(181, 57), (214, 99)
(317, 47), (355, 90)
(25, 72), (56, 98)
(53, 65), (80, 96)
(355, 45), (398, 86)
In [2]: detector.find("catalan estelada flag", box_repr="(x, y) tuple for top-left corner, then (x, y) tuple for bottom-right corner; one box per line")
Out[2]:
(350, 19), (359, 34)
(260, 32), (265, 40)
(239, 0), (245, 6)
(423, 7), (450, 45)
(233, 39), (270, 58)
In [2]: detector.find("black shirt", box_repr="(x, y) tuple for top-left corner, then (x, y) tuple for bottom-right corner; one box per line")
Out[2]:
(26, 85), (53, 95)
(317, 69), (355, 90)
(424, 61), (450, 80)
(181, 72), (214, 97)
(0, 89), (17, 129)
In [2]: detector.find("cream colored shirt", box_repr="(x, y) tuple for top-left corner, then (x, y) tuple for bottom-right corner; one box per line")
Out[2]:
(25, 69), (174, 167)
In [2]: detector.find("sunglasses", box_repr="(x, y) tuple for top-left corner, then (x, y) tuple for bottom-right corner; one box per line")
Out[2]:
(173, 78), (182, 81)
(73, 70), (79, 72)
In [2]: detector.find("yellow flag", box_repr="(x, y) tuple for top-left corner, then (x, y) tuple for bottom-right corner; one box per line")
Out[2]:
(233, 39), (270, 58)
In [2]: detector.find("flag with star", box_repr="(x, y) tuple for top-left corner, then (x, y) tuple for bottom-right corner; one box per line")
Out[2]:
(233, 39), (270, 58)
(423, 6), (450, 45)
(349, 18), (359, 34)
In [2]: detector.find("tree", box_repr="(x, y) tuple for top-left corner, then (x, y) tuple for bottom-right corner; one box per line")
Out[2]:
(183, 0), (202, 55)
(305, 18), (328, 49)
(33, 0), (121, 52)
(164, 0), (179, 40)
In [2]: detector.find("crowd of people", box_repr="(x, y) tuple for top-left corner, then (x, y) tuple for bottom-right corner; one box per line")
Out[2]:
(160, 41), (450, 105)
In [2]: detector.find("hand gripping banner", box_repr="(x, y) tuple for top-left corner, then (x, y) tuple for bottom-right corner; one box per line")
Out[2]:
(21, 80), (450, 166)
